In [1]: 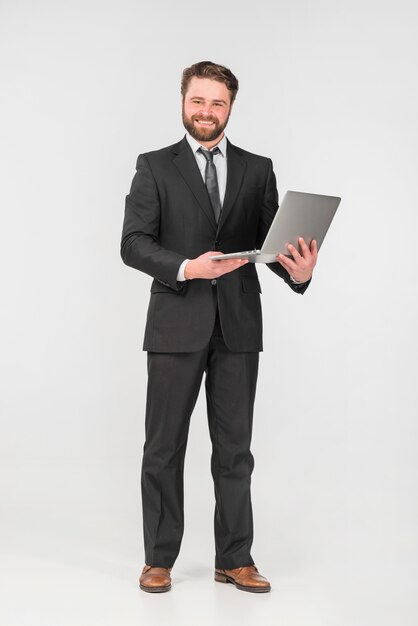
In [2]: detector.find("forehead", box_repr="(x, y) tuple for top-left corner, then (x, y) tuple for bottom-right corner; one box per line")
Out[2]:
(185, 77), (230, 102)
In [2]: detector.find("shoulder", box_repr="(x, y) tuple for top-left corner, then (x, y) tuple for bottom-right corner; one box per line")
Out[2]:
(135, 138), (186, 169)
(227, 140), (272, 166)
(227, 141), (274, 181)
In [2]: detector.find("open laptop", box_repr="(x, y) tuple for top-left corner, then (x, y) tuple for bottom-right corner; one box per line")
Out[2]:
(209, 190), (341, 263)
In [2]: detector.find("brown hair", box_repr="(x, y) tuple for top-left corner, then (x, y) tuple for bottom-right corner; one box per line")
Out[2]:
(181, 61), (239, 104)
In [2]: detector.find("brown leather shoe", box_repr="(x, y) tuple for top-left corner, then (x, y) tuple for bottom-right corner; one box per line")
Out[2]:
(139, 565), (172, 593)
(215, 565), (271, 593)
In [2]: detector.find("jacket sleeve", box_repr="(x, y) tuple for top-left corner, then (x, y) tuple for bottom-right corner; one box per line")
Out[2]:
(120, 154), (187, 291)
(256, 158), (311, 295)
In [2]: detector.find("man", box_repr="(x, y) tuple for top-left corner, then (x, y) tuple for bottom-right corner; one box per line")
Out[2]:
(121, 61), (317, 594)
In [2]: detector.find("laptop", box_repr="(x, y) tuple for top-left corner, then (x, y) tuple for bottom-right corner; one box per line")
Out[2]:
(209, 190), (341, 263)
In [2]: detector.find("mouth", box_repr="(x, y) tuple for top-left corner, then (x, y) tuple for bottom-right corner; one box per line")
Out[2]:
(194, 119), (216, 127)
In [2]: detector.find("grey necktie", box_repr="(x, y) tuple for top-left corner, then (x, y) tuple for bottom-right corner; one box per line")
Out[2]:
(198, 147), (221, 222)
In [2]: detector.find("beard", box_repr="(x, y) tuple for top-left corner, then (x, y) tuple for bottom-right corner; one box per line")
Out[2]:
(182, 108), (230, 143)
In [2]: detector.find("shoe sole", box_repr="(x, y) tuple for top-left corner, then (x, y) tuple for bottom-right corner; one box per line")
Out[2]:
(139, 583), (171, 593)
(214, 572), (271, 593)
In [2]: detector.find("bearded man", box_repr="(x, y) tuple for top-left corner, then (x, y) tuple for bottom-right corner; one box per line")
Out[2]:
(121, 60), (317, 594)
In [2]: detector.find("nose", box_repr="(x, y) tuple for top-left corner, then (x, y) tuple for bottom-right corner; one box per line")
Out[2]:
(200, 103), (213, 116)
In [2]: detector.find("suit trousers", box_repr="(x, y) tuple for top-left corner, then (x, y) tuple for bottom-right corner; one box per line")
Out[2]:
(141, 287), (259, 570)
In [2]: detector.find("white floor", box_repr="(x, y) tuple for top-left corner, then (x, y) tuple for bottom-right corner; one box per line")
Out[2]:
(1, 460), (417, 626)
(2, 544), (416, 626)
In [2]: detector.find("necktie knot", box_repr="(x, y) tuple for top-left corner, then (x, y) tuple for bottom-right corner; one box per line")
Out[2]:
(198, 146), (221, 163)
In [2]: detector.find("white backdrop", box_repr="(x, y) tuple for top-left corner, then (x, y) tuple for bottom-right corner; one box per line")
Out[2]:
(1, 1), (417, 625)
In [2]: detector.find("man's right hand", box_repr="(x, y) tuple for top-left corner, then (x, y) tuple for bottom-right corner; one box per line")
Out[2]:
(184, 252), (248, 280)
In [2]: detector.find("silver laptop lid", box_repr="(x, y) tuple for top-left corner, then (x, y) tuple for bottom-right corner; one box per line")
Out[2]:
(262, 190), (341, 256)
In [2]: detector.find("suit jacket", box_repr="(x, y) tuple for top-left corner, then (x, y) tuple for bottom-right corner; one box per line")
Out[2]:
(121, 136), (311, 352)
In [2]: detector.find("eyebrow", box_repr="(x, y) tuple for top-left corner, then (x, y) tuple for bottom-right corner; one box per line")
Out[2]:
(189, 97), (228, 105)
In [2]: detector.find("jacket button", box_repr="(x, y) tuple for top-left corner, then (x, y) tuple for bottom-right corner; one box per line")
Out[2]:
(211, 279), (217, 286)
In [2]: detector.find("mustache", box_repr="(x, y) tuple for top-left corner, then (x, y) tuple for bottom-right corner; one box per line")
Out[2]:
(192, 115), (218, 123)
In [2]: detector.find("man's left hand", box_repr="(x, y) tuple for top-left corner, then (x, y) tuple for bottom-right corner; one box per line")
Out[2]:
(276, 237), (318, 283)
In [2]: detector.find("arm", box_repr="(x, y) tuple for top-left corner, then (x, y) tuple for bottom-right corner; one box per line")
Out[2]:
(257, 159), (313, 294)
(120, 154), (187, 291)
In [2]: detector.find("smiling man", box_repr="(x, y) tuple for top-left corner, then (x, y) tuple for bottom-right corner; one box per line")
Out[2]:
(182, 77), (232, 144)
(121, 61), (317, 594)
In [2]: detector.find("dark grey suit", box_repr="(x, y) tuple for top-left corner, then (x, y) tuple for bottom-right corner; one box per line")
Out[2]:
(121, 136), (310, 568)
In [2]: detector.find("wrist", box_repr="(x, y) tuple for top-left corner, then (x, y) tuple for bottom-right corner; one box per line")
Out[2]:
(290, 273), (311, 284)
(184, 260), (195, 280)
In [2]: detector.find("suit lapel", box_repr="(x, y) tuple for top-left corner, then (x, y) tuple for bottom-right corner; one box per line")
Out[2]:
(217, 140), (247, 233)
(172, 136), (217, 232)
(171, 136), (247, 234)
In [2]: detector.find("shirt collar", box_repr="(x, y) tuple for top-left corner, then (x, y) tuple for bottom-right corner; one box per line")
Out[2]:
(186, 132), (227, 156)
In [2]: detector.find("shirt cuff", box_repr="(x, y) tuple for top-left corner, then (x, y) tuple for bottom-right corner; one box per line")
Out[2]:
(177, 259), (190, 282)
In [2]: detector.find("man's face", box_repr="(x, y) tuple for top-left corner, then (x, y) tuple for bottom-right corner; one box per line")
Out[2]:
(182, 77), (233, 144)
